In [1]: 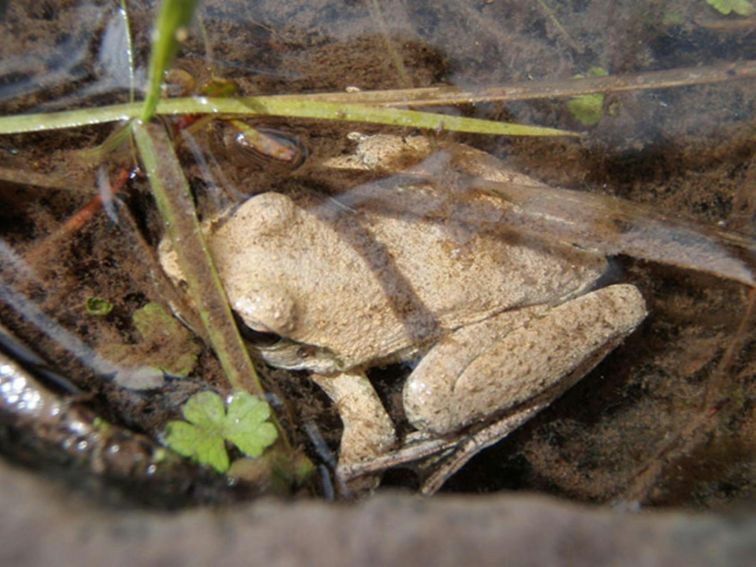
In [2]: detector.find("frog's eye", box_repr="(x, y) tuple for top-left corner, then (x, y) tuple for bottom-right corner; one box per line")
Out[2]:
(234, 313), (281, 346)
(232, 286), (298, 337)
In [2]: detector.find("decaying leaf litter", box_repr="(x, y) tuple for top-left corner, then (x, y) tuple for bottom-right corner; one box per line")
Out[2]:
(0, 0), (753, 506)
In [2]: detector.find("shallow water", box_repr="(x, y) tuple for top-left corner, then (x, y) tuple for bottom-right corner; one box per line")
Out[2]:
(0, 0), (753, 508)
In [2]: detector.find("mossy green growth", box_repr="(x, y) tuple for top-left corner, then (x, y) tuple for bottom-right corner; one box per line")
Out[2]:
(705, 0), (754, 16)
(662, 8), (685, 26)
(92, 416), (112, 433)
(164, 391), (278, 473)
(99, 302), (200, 389)
(85, 297), (114, 316)
(566, 67), (609, 127)
(132, 302), (200, 377)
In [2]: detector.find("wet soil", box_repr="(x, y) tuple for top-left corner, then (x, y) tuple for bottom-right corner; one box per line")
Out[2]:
(0, 0), (753, 509)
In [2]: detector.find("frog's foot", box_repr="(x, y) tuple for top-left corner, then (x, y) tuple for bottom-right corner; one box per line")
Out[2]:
(416, 403), (546, 494)
(330, 405), (545, 492)
(310, 372), (396, 491)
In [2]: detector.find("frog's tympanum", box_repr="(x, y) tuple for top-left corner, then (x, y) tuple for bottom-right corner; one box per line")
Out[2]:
(161, 136), (647, 493)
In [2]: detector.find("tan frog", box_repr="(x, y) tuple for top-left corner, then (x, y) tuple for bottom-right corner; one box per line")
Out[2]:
(161, 135), (647, 493)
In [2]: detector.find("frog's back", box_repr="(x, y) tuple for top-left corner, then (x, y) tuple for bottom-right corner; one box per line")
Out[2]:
(212, 188), (606, 369)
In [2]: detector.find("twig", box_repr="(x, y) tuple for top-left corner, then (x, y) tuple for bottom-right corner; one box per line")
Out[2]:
(368, 0), (413, 88)
(535, 0), (584, 53)
(24, 168), (130, 267)
(300, 59), (756, 107)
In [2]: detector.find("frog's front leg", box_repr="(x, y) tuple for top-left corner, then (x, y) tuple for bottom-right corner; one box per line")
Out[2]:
(310, 372), (396, 476)
(404, 284), (647, 493)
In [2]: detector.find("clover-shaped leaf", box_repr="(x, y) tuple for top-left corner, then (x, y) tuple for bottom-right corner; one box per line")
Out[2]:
(164, 391), (278, 473)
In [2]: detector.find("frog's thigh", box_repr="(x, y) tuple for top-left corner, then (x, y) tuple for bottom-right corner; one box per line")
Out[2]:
(311, 372), (396, 466)
(404, 284), (647, 435)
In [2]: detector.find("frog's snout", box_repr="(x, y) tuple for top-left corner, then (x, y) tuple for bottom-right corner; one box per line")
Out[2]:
(232, 285), (298, 336)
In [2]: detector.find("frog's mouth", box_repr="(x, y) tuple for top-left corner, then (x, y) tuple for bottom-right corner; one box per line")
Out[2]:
(233, 311), (345, 373)
(241, 328), (344, 375)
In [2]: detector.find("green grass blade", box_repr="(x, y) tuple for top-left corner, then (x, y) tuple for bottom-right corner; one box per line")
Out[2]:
(132, 121), (266, 397)
(233, 98), (577, 137)
(118, 0), (136, 103)
(141, 0), (199, 121)
(0, 96), (577, 137)
(0, 106), (135, 133)
(133, 120), (290, 453)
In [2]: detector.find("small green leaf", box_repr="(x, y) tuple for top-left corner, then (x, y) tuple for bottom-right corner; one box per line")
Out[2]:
(224, 393), (279, 458)
(566, 94), (604, 126)
(85, 297), (114, 316)
(164, 391), (278, 473)
(705, 0), (754, 16)
(290, 452), (316, 485)
(165, 420), (229, 473)
(182, 390), (226, 430)
(199, 77), (239, 98)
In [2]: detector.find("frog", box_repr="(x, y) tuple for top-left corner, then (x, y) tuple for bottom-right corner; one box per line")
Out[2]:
(160, 134), (647, 494)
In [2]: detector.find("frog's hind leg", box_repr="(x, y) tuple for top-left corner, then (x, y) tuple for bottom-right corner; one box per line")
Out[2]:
(417, 318), (641, 494)
(404, 284), (647, 494)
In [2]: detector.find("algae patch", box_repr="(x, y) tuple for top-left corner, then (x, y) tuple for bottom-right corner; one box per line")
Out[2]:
(566, 67), (609, 126)
(101, 302), (201, 389)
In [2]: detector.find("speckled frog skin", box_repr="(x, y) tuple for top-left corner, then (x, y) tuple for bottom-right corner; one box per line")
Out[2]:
(161, 137), (647, 488)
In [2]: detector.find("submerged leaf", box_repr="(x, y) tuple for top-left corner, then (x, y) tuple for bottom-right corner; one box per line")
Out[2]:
(164, 391), (278, 473)
(165, 419), (229, 473)
(705, 0), (754, 16)
(100, 302), (198, 390)
(182, 390), (226, 430)
(131, 302), (200, 377)
(566, 94), (604, 126)
(224, 393), (279, 458)
(85, 297), (114, 316)
(567, 67), (609, 126)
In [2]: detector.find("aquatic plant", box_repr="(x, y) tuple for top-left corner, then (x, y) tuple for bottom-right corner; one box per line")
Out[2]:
(165, 391), (278, 473)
